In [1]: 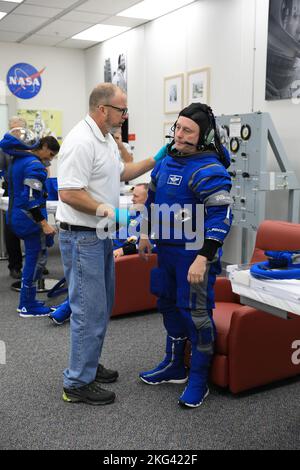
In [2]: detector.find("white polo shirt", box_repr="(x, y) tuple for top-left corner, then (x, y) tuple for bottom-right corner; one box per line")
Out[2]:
(56, 114), (124, 228)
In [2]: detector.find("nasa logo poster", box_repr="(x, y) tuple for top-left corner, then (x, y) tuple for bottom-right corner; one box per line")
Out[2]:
(6, 63), (46, 99)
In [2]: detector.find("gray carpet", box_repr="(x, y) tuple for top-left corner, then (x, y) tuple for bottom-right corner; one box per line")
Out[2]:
(0, 243), (299, 450)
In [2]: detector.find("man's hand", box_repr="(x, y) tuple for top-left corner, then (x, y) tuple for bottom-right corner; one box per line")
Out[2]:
(40, 219), (56, 237)
(187, 255), (207, 284)
(113, 247), (124, 258)
(113, 131), (122, 147)
(138, 236), (152, 261)
(96, 203), (115, 219)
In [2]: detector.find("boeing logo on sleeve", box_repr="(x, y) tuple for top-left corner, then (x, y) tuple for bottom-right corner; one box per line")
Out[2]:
(167, 175), (182, 186)
(6, 63), (46, 99)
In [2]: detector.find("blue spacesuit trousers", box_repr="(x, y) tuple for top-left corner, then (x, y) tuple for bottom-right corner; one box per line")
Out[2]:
(20, 230), (47, 307)
(151, 245), (218, 382)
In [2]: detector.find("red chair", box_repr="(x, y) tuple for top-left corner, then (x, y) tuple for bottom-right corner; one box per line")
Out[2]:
(211, 220), (300, 393)
(112, 253), (157, 316)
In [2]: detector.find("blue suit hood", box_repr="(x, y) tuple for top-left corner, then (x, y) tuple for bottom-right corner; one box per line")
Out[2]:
(0, 132), (39, 158)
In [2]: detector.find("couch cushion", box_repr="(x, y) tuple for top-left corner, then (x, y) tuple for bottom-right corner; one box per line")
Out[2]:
(251, 220), (300, 263)
(213, 302), (241, 355)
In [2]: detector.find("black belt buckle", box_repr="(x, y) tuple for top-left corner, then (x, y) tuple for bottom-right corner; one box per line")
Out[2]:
(60, 222), (71, 230)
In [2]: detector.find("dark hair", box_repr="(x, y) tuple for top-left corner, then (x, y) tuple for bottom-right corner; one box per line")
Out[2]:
(37, 136), (60, 153)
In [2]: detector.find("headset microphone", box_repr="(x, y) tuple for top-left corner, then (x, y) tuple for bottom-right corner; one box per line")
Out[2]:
(165, 136), (195, 147)
(183, 141), (196, 147)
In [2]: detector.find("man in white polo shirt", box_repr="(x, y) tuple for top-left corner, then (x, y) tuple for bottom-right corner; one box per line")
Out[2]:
(57, 83), (165, 405)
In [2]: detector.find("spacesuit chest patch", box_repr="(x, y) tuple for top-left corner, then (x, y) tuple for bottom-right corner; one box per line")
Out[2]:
(167, 175), (182, 186)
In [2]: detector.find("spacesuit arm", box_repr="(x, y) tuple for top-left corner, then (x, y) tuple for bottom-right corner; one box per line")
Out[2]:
(204, 190), (232, 245)
(191, 170), (233, 252)
(20, 162), (48, 218)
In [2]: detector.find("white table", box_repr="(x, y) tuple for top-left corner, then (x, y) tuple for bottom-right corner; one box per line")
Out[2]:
(228, 265), (300, 319)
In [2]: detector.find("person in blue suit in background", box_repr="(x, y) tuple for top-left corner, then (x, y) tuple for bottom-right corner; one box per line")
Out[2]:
(138, 103), (233, 408)
(0, 130), (60, 317)
(0, 116), (27, 279)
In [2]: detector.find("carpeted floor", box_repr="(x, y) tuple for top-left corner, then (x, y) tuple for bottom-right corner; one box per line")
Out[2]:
(0, 243), (299, 450)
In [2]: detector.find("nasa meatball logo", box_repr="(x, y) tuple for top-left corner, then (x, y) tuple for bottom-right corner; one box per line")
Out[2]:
(6, 63), (46, 99)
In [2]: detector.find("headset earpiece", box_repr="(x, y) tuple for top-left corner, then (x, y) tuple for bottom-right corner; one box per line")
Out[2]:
(203, 128), (215, 146)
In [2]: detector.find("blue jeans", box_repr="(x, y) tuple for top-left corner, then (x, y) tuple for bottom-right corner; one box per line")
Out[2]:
(59, 230), (115, 388)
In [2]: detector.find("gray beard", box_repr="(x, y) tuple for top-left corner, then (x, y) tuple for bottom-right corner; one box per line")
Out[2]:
(109, 126), (119, 134)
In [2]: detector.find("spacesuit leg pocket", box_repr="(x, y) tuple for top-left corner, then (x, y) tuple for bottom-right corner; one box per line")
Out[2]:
(150, 267), (172, 298)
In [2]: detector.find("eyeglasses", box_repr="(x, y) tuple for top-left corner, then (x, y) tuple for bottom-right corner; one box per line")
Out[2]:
(104, 104), (128, 116)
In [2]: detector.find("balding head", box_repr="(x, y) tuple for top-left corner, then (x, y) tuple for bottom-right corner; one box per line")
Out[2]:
(9, 115), (27, 130)
(89, 83), (120, 113)
(89, 82), (128, 135)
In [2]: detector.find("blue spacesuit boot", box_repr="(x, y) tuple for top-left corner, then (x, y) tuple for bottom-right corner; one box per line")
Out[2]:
(49, 299), (71, 325)
(139, 335), (188, 385)
(178, 348), (211, 408)
(18, 285), (52, 317)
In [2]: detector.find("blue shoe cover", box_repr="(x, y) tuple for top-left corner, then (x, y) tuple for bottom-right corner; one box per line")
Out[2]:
(140, 336), (188, 385)
(19, 304), (52, 317)
(49, 299), (71, 325)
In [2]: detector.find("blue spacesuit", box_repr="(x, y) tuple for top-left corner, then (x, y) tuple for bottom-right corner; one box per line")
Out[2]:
(0, 132), (54, 317)
(139, 103), (233, 408)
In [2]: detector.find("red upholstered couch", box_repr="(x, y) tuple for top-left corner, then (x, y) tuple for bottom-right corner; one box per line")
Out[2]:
(112, 253), (157, 316)
(211, 220), (300, 393)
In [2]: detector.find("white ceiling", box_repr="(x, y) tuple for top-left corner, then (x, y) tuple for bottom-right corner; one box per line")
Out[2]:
(0, 0), (146, 49)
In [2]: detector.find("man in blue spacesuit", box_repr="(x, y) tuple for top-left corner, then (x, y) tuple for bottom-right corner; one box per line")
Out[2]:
(0, 130), (60, 317)
(138, 103), (232, 408)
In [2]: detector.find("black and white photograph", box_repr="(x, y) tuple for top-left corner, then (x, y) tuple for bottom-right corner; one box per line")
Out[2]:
(104, 52), (127, 92)
(164, 74), (184, 114)
(187, 68), (210, 105)
(266, 0), (300, 100)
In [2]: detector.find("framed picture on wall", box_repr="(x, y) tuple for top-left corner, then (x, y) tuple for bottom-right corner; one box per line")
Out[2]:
(163, 121), (175, 145)
(187, 67), (210, 105)
(164, 74), (184, 114)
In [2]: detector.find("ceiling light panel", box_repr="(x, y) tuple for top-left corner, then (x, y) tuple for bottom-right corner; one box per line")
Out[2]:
(118, 0), (195, 20)
(0, 12), (7, 20)
(72, 24), (130, 42)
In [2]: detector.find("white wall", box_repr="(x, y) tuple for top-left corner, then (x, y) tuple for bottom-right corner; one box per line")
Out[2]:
(0, 41), (86, 175)
(85, 0), (258, 157)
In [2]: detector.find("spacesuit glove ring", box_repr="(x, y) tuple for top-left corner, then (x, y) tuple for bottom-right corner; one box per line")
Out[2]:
(153, 144), (168, 162)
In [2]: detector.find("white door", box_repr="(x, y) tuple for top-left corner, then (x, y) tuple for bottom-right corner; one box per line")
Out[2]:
(0, 103), (8, 137)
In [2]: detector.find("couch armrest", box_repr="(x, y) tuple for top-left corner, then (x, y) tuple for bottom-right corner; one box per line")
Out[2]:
(214, 276), (240, 303)
(227, 306), (300, 393)
(112, 253), (157, 316)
